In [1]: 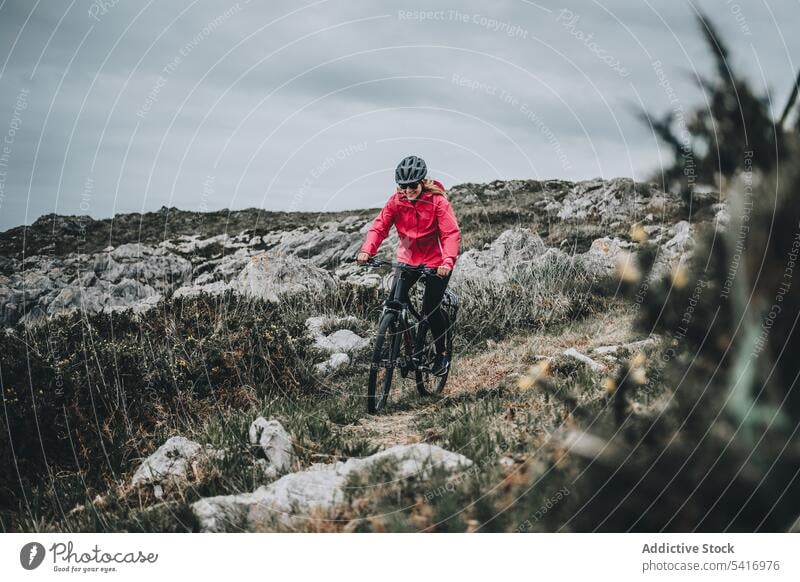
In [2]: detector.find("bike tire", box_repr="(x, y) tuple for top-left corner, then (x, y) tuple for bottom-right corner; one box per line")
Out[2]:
(415, 311), (452, 396)
(367, 312), (401, 413)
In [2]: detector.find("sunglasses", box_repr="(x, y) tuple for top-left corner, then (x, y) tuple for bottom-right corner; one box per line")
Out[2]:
(399, 181), (421, 190)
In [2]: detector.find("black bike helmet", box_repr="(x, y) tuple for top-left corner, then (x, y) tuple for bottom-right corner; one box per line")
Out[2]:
(395, 155), (427, 186)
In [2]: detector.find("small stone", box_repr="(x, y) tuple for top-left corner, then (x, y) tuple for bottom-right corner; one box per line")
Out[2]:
(314, 352), (350, 373)
(248, 418), (293, 474)
(131, 436), (223, 496)
(499, 456), (515, 468)
(562, 348), (604, 372)
(314, 329), (368, 353)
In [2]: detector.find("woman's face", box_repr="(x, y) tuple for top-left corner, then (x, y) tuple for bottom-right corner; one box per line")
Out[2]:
(400, 182), (422, 199)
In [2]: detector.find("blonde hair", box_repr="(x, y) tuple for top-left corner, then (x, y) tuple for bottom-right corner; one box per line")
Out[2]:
(422, 178), (446, 198)
(396, 178), (447, 199)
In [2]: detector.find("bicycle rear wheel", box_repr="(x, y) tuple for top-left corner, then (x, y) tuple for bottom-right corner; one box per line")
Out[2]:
(367, 312), (401, 413)
(415, 311), (451, 396)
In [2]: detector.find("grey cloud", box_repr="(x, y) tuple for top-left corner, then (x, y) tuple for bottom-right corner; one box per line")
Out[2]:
(0, 0), (798, 229)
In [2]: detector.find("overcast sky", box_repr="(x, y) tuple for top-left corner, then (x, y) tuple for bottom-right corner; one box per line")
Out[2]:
(0, 0), (797, 230)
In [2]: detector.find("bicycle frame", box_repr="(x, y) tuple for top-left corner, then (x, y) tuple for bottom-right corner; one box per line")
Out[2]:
(373, 260), (442, 372)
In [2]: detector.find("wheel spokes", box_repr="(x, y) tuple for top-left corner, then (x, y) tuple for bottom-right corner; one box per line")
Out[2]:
(377, 324), (401, 409)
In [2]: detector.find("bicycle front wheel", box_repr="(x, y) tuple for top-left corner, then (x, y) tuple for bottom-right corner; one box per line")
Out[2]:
(367, 312), (401, 413)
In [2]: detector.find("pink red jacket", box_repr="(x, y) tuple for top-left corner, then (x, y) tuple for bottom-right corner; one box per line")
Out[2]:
(360, 180), (461, 269)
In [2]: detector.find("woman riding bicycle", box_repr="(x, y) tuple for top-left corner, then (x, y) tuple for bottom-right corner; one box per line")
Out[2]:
(356, 155), (461, 377)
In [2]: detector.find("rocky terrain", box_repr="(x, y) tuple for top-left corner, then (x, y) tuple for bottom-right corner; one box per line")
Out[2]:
(0, 177), (712, 328)
(0, 177), (725, 532)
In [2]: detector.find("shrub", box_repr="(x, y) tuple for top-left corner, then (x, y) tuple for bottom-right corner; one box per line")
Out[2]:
(560, 13), (800, 530)
(454, 253), (599, 348)
(0, 292), (313, 518)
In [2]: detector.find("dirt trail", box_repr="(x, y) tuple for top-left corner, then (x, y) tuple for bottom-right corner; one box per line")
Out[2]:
(346, 411), (422, 448)
(346, 304), (640, 448)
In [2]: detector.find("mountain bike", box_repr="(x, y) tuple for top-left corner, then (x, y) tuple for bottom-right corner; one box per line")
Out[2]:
(359, 258), (458, 414)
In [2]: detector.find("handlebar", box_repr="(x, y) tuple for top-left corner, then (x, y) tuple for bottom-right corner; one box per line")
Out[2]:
(354, 256), (440, 277)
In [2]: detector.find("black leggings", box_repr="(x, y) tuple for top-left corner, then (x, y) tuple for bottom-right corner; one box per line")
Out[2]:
(388, 268), (451, 355)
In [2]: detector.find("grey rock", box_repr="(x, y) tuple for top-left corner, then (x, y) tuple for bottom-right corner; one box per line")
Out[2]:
(650, 220), (695, 279)
(172, 280), (229, 299)
(110, 243), (148, 260)
(315, 329), (368, 353)
(110, 278), (156, 302)
(562, 347), (604, 372)
(131, 436), (224, 499)
(0, 243), (190, 326)
(93, 254), (124, 281)
(254, 459), (279, 482)
(19, 271), (55, 302)
(305, 315), (361, 337)
(261, 226), (363, 268)
(451, 228), (547, 286)
(80, 271), (96, 286)
(547, 177), (672, 224)
(159, 233), (231, 254)
(581, 237), (635, 279)
(592, 337), (658, 359)
(499, 456), (515, 468)
(193, 248), (256, 285)
(713, 203), (730, 231)
(305, 315), (360, 337)
(334, 263), (384, 288)
(305, 315), (368, 372)
(314, 352), (350, 374)
(46, 286), (82, 316)
(191, 443), (472, 531)
(232, 253), (334, 303)
(192, 272), (216, 285)
(248, 418), (293, 474)
(665, 221), (693, 251)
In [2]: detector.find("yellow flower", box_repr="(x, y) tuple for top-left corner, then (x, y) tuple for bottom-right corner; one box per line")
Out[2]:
(601, 377), (617, 393)
(670, 265), (689, 289)
(517, 360), (550, 390)
(517, 375), (534, 390)
(630, 367), (647, 385)
(615, 251), (641, 283)
(630, 223), (648, 242)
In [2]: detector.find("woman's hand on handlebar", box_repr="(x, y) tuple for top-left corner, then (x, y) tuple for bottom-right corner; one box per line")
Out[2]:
(356, 252), (371, 265)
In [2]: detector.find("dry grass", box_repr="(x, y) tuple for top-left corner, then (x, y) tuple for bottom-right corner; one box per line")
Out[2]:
(450, 301), (637, 397)
(341, 302), (639, 451)
(344, 411), (423, 448)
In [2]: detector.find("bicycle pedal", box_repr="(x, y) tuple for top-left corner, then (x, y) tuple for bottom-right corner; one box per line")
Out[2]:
(432, 364), (449, 377)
